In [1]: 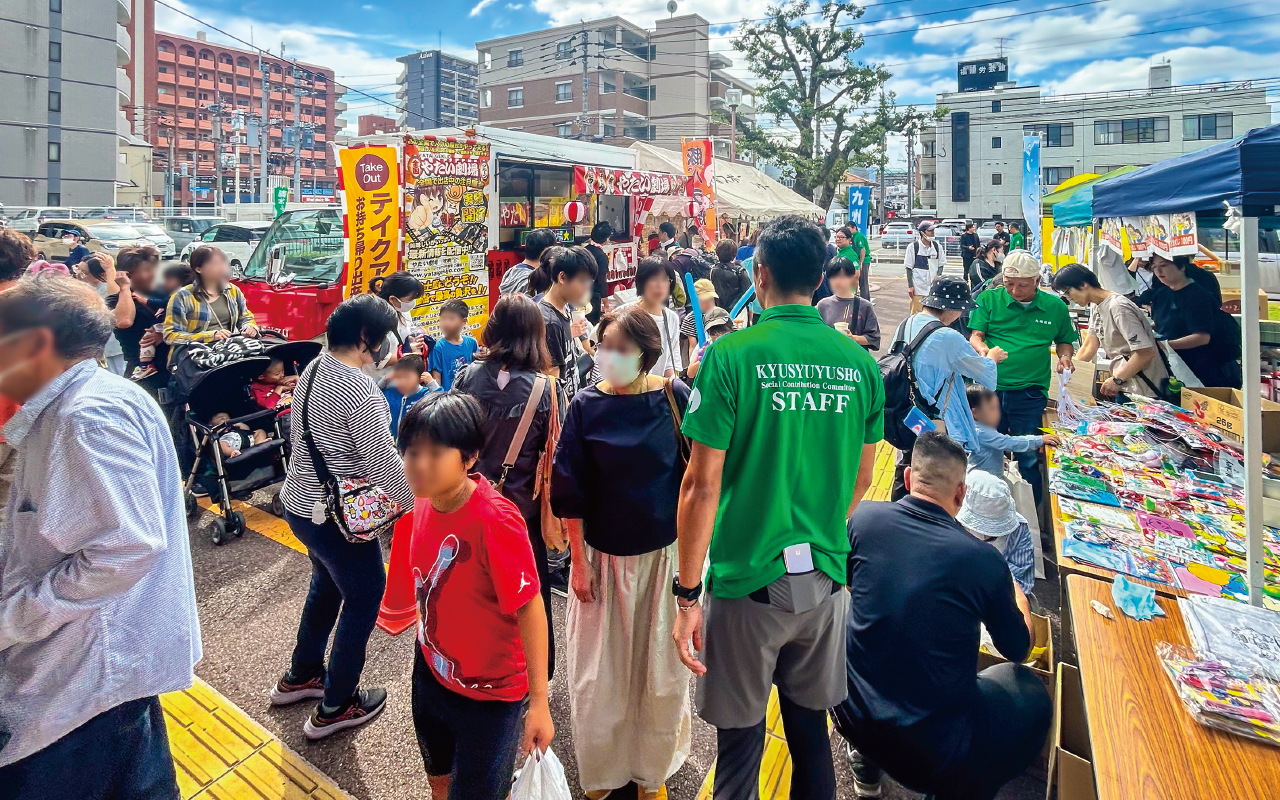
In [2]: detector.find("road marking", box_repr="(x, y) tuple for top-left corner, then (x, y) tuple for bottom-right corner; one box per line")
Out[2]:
(201, 498), (306, 553)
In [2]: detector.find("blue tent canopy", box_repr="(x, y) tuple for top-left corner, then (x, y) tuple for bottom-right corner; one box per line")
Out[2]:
(1092, 124), (1280, 217)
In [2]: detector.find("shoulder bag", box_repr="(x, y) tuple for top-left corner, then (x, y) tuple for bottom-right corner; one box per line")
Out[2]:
(495, 374), (547, 492)
(297, 361), (404, 543)
(662, 377), (692, 469)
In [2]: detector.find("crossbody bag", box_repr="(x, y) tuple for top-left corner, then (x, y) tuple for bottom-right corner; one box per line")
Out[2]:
(662, 377), (692, 469)
(494, 374), (548, 492)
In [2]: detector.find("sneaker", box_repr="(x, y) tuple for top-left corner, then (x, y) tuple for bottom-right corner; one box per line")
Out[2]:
(845, 745), (883, 798)
(302, 688), (387, 740)
(269, 671), (325, 706)
(130, 364), (158, 381)
(548, 563), (570, 598)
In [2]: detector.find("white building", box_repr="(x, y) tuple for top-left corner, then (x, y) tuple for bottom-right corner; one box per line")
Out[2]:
(918, 63), (1273, 222)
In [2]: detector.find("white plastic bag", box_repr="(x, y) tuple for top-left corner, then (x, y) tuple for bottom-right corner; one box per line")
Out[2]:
(511, 748), (572, 800)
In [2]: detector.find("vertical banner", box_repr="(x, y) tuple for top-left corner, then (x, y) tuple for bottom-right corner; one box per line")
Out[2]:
(847, 186), (872, 233)
(402, 135), (492, 338)
(337, 144), (401, 296)
(681, 138), (717, 243)
(1021, 135), (1042, 262)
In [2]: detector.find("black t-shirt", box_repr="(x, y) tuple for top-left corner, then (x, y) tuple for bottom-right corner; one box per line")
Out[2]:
(1142, 280), (1239, 387)
(844, 496), (1030, 728)
(993, 231), (1011, 251)
(585, 243), (610, 323)
(538, 297), (579, 400)
(959, 232), (980, 264)
(550, 381), (689, 556)
(105, 290), (169, 367)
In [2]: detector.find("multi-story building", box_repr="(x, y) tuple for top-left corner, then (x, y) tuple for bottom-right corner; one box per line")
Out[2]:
(0, 0), (133, 207)
(474, 14), (754, 160)
(357, 114), (397, 136)
(395, 50), (478, 131)
(127, 24), (343, 206)
(918, 62), (1272, 221)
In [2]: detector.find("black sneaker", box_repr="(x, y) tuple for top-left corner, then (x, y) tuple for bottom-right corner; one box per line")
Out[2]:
(269, 670), (325, 706)
(548, 564), (570, 598)
(302, 688), (387, 740)
(845, 745), (883, 798)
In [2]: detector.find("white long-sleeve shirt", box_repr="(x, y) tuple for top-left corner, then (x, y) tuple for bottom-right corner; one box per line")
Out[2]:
(902, 237), (948, 294)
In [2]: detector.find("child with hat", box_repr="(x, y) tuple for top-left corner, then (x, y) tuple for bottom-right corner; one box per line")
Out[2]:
(956, 470), (1036, 594)
(679, 278), (718, 355)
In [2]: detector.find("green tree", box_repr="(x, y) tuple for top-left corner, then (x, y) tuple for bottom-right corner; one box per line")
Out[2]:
(733, 0), (939, 210)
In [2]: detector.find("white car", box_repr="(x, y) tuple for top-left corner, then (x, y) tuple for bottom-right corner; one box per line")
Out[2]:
(180, 221), (273, 271)
(977, 222), (1003, 241)
(880, 222), (915, 247)
(128, 222), (177, 258)
(9, 207), (75, 237)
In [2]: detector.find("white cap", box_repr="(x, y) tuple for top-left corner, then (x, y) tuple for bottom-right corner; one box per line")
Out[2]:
(1002, 250), (1040, 279)
(957, 470), (1022, 538)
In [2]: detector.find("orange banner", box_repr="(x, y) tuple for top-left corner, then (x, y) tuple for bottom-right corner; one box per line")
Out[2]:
(337, 144), (401, 296)
(681, 138), (717, 243)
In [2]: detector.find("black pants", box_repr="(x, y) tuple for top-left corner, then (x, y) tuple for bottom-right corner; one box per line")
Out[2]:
(832, 663), (1052, 800)
(524, 510), (555, 681)
(0, 696), (179, 800)
(858, 262), (871, 300)
(714, 691), (835, 800)
(891, 446), (911, 502)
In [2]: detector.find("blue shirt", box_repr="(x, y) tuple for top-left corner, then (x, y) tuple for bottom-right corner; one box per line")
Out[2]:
(428, 335), (478, 391)
(897, 313), (998, 449)
(995, 520), (1036, 594)
(968, 423), (1044, 476)
(65, 244), (90, 267)
(384, 385), (427, 440)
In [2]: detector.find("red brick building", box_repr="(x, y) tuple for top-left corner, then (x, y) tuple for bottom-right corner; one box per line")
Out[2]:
(357, 115), (397, 136)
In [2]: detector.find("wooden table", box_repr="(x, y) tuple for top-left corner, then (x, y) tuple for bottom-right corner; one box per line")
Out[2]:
(1066, 574), (1280, 800)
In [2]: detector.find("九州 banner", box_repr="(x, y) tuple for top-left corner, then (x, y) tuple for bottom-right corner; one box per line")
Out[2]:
(681, 138), (717, 242)
(337, 144), (401, 296)
(847, 186), (871, 233)
(572, 165), (688, 197)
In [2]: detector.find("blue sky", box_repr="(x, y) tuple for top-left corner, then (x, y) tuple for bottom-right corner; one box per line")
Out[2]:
(157, 0), (1280, 166)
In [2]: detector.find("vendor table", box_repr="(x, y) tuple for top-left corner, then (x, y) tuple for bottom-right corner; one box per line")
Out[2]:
(1051, 493), (1188, 600)
(1066, 574), (1280, 800)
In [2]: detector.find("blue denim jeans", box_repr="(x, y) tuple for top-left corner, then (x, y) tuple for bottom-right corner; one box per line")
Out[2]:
(285, 510), (387, 707)
(997, 387), (1048, 506)
(0, 696), (178, 800)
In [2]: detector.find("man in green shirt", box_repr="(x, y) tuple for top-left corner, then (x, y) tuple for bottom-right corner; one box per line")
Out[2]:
(673, 215), (885, 799)
(1009, 222), (1025, 251)
(850, 221), (872, 300)
(968, 251), (1077, 505)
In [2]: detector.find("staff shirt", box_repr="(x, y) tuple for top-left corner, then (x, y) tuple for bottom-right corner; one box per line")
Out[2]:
(968, 287), (1078, 393)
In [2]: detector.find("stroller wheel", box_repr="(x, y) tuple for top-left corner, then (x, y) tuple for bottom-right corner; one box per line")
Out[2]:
(229, 511), (246, 538)
(270, 492), (285, 518)
(185, 491), (198, 519)
(211, 517), (228, 546)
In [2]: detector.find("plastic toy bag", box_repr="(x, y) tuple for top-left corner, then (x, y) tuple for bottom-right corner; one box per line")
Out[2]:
(511, 748), (572, 800)
(1056, 370), (1089, 427)
(1156, 642), (1280, 746)
(1179, 594), (1280, 681)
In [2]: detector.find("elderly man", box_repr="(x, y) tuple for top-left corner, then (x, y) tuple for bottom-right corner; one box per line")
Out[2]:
(968, 251), (1077, 505)
(0, 274), (201, 799)
(834, 432), (1049, 800)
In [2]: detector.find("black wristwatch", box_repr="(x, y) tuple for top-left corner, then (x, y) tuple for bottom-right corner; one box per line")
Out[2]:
(671, 576), (703, 603)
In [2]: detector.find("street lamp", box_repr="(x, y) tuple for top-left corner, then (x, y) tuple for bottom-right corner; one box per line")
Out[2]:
(724, 88), (743, 163)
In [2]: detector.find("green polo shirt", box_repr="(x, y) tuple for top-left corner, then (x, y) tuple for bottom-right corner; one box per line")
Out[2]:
(681, 304), (885, 599)
(852, 231), (872, 267)
(968, 286), (1078, 393)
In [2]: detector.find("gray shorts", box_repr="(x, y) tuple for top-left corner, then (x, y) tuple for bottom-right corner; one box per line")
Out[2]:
(695, 571), (849, 730)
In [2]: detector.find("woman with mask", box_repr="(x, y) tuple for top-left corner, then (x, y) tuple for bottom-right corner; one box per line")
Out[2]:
(163, 245), (259, 363)
(272, 293), (414, 739)
(369, 271), (432, 385)
(551, 305), (691, 800)
(633, 257), (683, 378)
(969, 240), (1001, 291)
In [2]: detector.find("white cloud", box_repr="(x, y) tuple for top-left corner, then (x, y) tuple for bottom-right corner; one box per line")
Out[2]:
(507, 2), (524, 8)
(1044, 45), (1280, 95)
(471, 0), (501, 16)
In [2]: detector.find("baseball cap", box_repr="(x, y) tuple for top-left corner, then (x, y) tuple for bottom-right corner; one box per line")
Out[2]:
(1002, 250), (1040, 279)
(920, 276), (975, 311)
(917, 220), (935, 233)
(694, 278), (718, 300)
(702, 306), (732, 329)
(956, 470), (1022, 538)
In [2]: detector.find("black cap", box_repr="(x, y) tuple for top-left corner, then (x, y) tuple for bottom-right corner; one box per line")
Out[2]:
(920, 275), (975, 311)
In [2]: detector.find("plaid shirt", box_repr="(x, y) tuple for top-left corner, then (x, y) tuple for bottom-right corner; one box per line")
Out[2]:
(163, 283), (257, 346)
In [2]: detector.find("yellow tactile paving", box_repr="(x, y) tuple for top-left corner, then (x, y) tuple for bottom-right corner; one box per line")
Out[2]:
(162, 678), (351, 800)
(696, 442), (894, 799)
(201, 498), (306, 553)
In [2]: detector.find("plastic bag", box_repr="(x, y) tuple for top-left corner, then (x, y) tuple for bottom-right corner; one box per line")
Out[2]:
(510, 748), (572, 800)
(1156, 642), (1280, 746)
(1056, 370), (1089, 427)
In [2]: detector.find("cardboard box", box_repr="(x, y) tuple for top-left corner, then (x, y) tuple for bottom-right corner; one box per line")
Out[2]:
(1181, 387), (1280, 452)
(1219, 287), (1269, 318)
(1047, 663), (1098, 800)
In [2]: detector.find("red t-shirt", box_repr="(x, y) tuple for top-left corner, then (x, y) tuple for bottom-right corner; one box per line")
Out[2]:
(410, 477), (539, 702)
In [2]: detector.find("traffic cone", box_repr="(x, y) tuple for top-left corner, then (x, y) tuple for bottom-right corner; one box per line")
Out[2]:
(376, 511), (416, 636)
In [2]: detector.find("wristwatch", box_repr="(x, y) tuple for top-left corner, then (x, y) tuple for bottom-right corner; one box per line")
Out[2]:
(671, 576), (703, 604)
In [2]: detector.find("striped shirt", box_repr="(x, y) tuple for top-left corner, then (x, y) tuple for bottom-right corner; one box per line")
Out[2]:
(280, 353), (414, 518)
(995, 519), (1036, 594)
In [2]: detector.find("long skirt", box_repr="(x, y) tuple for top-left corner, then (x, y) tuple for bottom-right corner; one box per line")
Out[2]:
(566, 541), (692, 793)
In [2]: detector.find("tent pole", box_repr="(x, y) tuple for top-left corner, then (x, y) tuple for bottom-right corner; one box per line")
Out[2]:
(1241, 215), (1264, 607)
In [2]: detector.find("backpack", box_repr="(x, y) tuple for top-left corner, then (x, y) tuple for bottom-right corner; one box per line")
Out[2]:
(878, 319), (946, 451)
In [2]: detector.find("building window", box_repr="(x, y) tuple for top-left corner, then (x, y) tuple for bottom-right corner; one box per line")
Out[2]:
(48, 91), (60, 112)
(48, 192), (60, 205)
(48, 142), (60, 162)
(507, 49), (523, 67)
(991, 100), (1001, 113)
(1094, 117), (1169, 145)
(556, 41), (573, 59)
(480, 88), (491, 108)
(556, 82), (572, 102)
(49, 41), (61, 62)
(49, 0), (61, 11)
(1184, 113), (1232, 141)
(991, 173), (1002, 185)
(508, 88), (523, 107)
(602, 78), (616, 94)
(604, 124), (615, 137)
(923, 173), (936, 190)
(1024, 123), (1074, 147)
(922, 141), (935, 157)
(991, 136), (1001, 148)
(556, 123), (573, 137)
(1042, 166), (1074, 186)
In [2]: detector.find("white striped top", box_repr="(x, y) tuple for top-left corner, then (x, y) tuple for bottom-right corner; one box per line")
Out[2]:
(280, 353), (414, 518)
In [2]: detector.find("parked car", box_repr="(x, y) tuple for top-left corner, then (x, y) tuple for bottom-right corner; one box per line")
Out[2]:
(179, 221), (273, 271)
(940, 218), (972, 231)
(880, 221), (915, 247)
(80, 207), (152, 222)
(164, 216), (225, 252)
(31, 220), (152, 263)
(977, 221), (1002, 241)
(128, 222), (177, 258)
(9, 207), (76, 237)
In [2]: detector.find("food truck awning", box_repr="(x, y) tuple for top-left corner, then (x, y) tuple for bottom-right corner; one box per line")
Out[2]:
(629, 142), (825, 221)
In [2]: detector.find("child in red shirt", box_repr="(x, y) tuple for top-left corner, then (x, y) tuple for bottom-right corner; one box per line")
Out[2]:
(250, 357), (296, 410)
(400, 392), (554, 800)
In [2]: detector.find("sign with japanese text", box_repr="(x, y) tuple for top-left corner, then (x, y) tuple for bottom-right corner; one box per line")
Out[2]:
(847, 186), (871, 233)
(681, 138), (717, 242)
(572, 165), (688, 197)
(1119, 213), (1199, 260)
(337, 144), (401, 296)
(957, 57), (1008, 93)
(500, 201), (530, 227)
(402, 136), (493, 337)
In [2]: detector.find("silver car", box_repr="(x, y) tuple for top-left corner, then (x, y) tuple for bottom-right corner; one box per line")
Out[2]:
(129, 222), (177, 258)
(9, 208), (75, 237)
(164, 216), (225, 252)
(880, 222), (916, 247)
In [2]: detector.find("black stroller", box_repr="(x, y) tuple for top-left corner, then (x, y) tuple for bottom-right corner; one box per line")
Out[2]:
(180, 340), (321, 544)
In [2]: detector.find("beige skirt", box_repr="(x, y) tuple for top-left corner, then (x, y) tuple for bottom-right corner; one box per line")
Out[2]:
(566, 541), (692, 793)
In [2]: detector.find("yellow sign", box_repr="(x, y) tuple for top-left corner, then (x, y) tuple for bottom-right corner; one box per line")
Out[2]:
(338, 145), (401, 296)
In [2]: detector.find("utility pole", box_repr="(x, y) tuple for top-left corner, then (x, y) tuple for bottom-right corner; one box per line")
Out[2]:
(166, 118), (176, 209)
(906, 129), (915, 216)
(292, 62), (302, 202)
(211, 94), (224, 214)
(579, 23), (590, 138)
(259, 52), (269, 204)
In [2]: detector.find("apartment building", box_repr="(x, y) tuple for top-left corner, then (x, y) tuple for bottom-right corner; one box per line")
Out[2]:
(358, 114), (397, 136)
(474, 14), (754, 159)
(395, 50), (479, 131)
(128, 25), (343, 206)
(0, 0), (132, 207)
(918, 62), (1272, 220)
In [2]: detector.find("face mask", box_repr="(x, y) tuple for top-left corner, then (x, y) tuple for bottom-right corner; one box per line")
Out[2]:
(598, 347), (641, 388)
(392, 298), (413, 313)
(62, 237), (75, 246)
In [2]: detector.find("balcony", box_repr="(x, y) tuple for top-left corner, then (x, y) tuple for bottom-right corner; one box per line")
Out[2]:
(156, 135), (170, 148)
(334, 100), (347, 113)
(271, 91), (284, 101)
(197, 140), (214, 151)
(117, 111), (130, 138)
(235, 65), (252, 76)
(178, 55), (197, 68)
(159, 50), (176, 63)
(178, 96), (196, 108)
(178, 75), (195, 88)
(336, 117), (348, 129)
(117, 68), (130, 105)
(177, 114), (195, 127)
(157, 92), (176, 106)
(157, 69), (175, 83)
(314, 132), (326, 142)
(197, 119), (212, 132)
(116, 0), (129, 24)
(116, 25), (130, 66)
(198, 79), (215, 90)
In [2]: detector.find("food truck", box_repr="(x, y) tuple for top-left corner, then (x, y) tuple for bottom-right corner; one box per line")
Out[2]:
(237, 126), (689, 340)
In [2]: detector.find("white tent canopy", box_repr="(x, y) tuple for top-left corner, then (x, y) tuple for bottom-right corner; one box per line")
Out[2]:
(629, 142), (824, 222)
